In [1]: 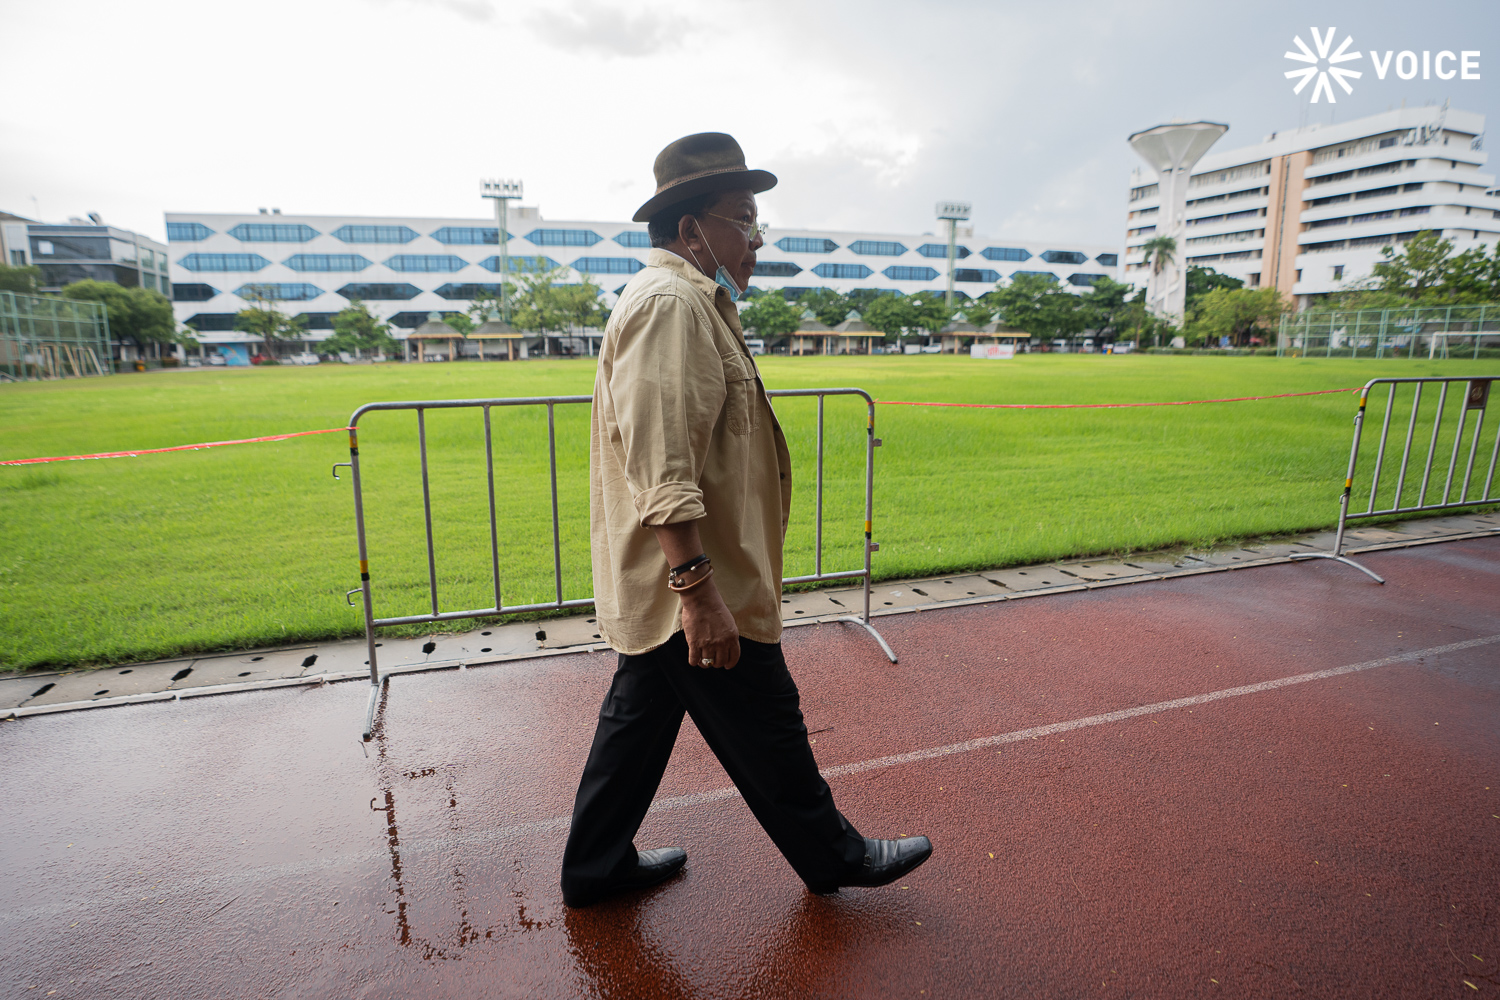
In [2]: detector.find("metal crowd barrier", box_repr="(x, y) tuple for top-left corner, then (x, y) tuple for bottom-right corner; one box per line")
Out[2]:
(340, 388), (894, 739)
(1292, 375), (1497, 584)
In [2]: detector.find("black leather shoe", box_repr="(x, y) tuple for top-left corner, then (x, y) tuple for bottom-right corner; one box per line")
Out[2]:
(564, 847), (686, 908)
(811, 836), (933, 893)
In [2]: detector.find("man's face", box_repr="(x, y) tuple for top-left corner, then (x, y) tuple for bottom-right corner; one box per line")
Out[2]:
(693, 189), (762, 292)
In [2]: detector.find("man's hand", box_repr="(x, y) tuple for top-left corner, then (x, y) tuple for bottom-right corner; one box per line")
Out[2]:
(650, 518), (740, 670)
(679, 584), (740, 671)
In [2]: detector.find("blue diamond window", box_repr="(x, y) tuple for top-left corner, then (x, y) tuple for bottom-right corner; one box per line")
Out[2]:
(179, 253), (271, 272)
(1068, 273), (1107, 287)
(953, 268), (1000, 283)
(526, 228), (601, 247)
(1040, 250), (1087, 265)
(916, 243), (970, 259)
(283, 254), (372, 272)
(753, 262), (803, 277)
(1095, 253), (1119, 267)
(228, 223), (319, 243)
(613, 231), (652, 248)
(332, 225), (419, 244)
(775, 237), (838, 254)
(982, 247), (1031, 262)
(389, 311), (438, 329)
(185, 313), (237, 331)
(336, 282), (422, 300)
(849, 240), (907, 257)
(295, 313), (337, 330)
(882, 266), (939, 281)
(167, 222), (214, 242)
(811, 263), (873, 279)
(573, 257), (644, 275)
(385, 254), (469, 273)
(1011, 271), (1057, 282)
(173, 283), (218, 302)
(431, 227), (499, 245)
(434, 283), (506, 300)
(478, 255), (560, 273)
(235, 282), (323, 301)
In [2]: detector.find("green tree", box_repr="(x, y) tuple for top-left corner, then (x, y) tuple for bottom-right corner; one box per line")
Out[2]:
(960, 298), (996, 328)
(322, 300), (395, 359)
(1116, 287), (1168, 346)
(906, 290), (954, 335)
(554, 276), (609, 330)
(738, 291), (800, 339)
(511, 264), (571, 333)
(1370, 231), (1454, 300)
(988, 274), (1090, 342)
(798, 287), (849, 327)
(0, 263), (41, 294)
(1082, 275), (1134, 340)
(1141, 235), (1177, 276)
(463, 286), (509, 329)
(861, 293), (918, 345)
(1186, 287), (1289, 347)
(61, 280), (175, 355)
(1185, 265), (1244, 308)
(234, 285), (305, 360)
(844, 288), (888, 313)
(986, 273), (1050, 336)
(1432, 241), (1500, 303)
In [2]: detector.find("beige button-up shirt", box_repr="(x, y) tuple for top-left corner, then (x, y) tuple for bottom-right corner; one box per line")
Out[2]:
(590, 249), (793, 654)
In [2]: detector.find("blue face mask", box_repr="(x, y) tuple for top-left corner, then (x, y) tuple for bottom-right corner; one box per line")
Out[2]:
(689, 224), (744, 302)
(713, 266), (742, 303)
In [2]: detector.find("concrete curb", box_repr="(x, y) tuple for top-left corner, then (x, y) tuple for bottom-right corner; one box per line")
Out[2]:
(5, 523), (1495, 722)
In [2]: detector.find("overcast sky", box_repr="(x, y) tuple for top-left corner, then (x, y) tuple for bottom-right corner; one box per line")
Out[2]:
(2, 0), (1494, 247)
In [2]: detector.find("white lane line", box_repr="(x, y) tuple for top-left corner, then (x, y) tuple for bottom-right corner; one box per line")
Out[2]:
(649, 633), (1500, 814)
(4, 633), (1492, 923)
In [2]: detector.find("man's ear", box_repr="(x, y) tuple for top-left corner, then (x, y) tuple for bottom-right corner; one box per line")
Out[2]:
(678, 214), (703, 251)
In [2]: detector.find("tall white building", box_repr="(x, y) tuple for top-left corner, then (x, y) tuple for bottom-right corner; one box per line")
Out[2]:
(164, 207), (1118, 348)
(1125, 105), (1496, 308)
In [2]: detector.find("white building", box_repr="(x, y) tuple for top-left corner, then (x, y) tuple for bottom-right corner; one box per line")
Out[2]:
(164, 207), (1118, 352)
(1125, 105), (1496, 308)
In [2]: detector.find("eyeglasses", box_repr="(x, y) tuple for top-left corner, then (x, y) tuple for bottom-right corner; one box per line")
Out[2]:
(705, 212), (768, 240)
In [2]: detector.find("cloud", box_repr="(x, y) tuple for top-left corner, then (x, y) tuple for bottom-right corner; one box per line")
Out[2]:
(381, 0), (497, 22)
(527, 0), (690, 57)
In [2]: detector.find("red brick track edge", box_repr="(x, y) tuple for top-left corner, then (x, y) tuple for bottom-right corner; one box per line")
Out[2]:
(2, 536), (1498, 999)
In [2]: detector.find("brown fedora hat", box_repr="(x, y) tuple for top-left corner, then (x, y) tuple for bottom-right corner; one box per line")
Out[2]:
(632, 132), (777, 223)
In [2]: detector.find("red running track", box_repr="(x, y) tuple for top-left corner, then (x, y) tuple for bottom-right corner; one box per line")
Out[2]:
(2, 537), (1498, 999)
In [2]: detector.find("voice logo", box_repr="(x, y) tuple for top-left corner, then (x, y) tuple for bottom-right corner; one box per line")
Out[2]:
(1284, 28), (1481, 103)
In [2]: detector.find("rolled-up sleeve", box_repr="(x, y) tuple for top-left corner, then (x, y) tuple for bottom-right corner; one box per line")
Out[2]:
(607, 292), (726, 526)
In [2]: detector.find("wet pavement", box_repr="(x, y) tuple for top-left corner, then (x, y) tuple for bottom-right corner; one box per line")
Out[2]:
(2, 536), (1499, 998)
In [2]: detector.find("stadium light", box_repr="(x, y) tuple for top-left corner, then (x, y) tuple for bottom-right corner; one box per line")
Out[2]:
(935, 201), (972, 309)
(481, 179), (524, 323)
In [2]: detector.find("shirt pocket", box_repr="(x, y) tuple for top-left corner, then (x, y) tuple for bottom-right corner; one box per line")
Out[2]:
(721, 352), (760, 435)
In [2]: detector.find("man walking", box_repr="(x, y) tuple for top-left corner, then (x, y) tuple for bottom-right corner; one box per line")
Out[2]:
(560, 133), (932, 908)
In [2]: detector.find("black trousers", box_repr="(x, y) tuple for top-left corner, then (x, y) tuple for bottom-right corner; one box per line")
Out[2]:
(561, 632), (865, 900)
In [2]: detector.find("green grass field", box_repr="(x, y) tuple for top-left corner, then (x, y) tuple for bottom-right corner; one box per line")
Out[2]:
(1, 354), (1493, 672)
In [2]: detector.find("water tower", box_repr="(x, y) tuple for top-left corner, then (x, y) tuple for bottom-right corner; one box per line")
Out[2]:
(1127, 121), (1228, 325)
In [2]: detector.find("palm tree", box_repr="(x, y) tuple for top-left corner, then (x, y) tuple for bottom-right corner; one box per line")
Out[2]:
(1142, 235), (1177, 276)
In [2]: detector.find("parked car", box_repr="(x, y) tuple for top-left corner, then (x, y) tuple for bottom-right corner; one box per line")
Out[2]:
(207, 354), (226, 366)
(745, 338), (765, 355)
(285, 352), (320, 366)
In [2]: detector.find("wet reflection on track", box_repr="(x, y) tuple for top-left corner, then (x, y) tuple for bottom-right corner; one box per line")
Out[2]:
(368, 721), (551, 963)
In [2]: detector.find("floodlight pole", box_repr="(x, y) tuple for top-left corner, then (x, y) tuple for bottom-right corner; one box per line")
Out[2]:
(481, 179), (523, 324)
(936, 200), (971, 310)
